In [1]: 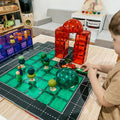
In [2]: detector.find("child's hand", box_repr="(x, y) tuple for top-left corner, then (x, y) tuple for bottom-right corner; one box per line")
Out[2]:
(81, 62), (94, 72)
(81, 62), (100, 72)
(87, 68), (97, 80)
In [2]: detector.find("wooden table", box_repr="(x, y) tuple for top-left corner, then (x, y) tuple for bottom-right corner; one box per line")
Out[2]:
(0, 34), (118, 120)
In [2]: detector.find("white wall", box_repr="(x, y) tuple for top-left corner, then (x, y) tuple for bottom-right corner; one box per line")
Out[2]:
(33, 0), (120, 20)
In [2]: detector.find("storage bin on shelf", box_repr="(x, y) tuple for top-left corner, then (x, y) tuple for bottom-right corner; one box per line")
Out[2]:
(0, 28), (33, 62)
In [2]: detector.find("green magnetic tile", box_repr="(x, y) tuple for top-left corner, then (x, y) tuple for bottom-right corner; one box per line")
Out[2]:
(32, 62), (43, 69)
(7, 78), (19, 88)
(0, 74), (12, 83)
(78, 76), (84, 83)
(70, 85), (78, 91)
(26, 87), (41, 99)
(58, 89), (73, 101)
(8, 68), (18, 76)
(37, 92), (53, 105)
(25, 77), (38, 83)
(49, 60), (57, 66)
(47, 54), (55, 59)
(36, 52), (46, 56)
(50, 97), (67, 112)
(46, 86), (60, 95)
(43, 73), (55, 81)
(25, 59), (35, 65)
(50, 68), (59, 74)
(37, 80), (48, 89)
(31, 55), (40, 61)
(16, 83), (29, 93)
(36, 70), (45, 77)
(49, 50), (55, 55)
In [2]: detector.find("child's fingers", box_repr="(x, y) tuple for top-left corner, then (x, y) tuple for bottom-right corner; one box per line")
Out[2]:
(83, 68), (88, 72)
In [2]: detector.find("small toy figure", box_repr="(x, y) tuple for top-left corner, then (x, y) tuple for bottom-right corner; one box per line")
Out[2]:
(27, 67), (36, 86)
(43, 57), (50, 69)
(10, 35), (15, 44)
(48, 79), (57, 91)
(18, 32), (23, 42)
(41, 53), (47, 63)
(24, 30), (28, 39)
(18, 55), (25, 68)
(18, 66), (23, 76)
(18, 55), (26, 72)
(16, 71), (22, 83)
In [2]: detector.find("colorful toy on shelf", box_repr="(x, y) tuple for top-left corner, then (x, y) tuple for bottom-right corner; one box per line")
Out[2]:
(0, 28), (33, 63)
(24, 30), (28, 39)
(4, 20), (14, 28)
(48, 79), (57, 91)
(18, 32), (23, 42)
(56, 68), (79, 88)
(55, 19), (91, 65)
(16, 71), (22, 82)
(10, 35), (15, 44)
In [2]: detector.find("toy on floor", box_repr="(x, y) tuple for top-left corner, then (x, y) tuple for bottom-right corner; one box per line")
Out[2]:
(10, 35), (15, 44)
(18, 55), (25, 72)
(56, 68), (79, 88)
(41, 53), (47, 63)
(48, 79), (57, 91)
(43, 57), (50, 69)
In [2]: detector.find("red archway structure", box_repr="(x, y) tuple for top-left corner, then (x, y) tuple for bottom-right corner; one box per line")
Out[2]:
(55, 19), (91, 65)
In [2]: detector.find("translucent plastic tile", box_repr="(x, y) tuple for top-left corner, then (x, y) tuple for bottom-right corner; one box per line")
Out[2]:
(25, 59), (35, 65)
(17, 83), (29, 93)
(26, 87), (41, 99)
(0, 74), (12, 83)
(37, 80), (48, 89)
(36, 52), (46, 56)
(31, 55), (40, 61)
(47, 54), (55, 59)
(32, 62), (43, 69)
(49, 50), (55, 55)
(78, 76), (84, 83)
(37, 92), (53, 105)
(7, 78), (19, 88)
(49, 60), (57, 66)
(43, 73), (55, 81)
(46, 86), (60, 95)
(50, 67), (59, 74)
(36, 70), (45, 77)
(50, 97), (67, 112)
(58, 89), (73, 101)
(7, 68), (18, 76)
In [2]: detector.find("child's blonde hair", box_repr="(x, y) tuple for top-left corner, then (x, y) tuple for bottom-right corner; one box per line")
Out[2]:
(109, 10), (120, 35)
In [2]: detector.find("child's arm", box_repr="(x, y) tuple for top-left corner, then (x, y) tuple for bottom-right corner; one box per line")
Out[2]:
(88, 68), (114, 107)
(81, 63), (114, 73)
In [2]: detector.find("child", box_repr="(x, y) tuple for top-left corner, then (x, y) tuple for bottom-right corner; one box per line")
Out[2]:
(81, 10), (120, 120)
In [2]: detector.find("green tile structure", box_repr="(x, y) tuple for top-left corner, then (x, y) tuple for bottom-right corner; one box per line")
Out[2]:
(0, 50), (84, 113)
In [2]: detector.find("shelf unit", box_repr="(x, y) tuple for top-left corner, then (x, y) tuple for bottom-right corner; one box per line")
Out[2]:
(72, 11), (106, 32)
(72, 11), (106, 43)
(0, 0), (24, 35)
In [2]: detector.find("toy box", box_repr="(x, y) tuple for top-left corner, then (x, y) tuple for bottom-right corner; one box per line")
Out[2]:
(0, 28), (33, 62)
